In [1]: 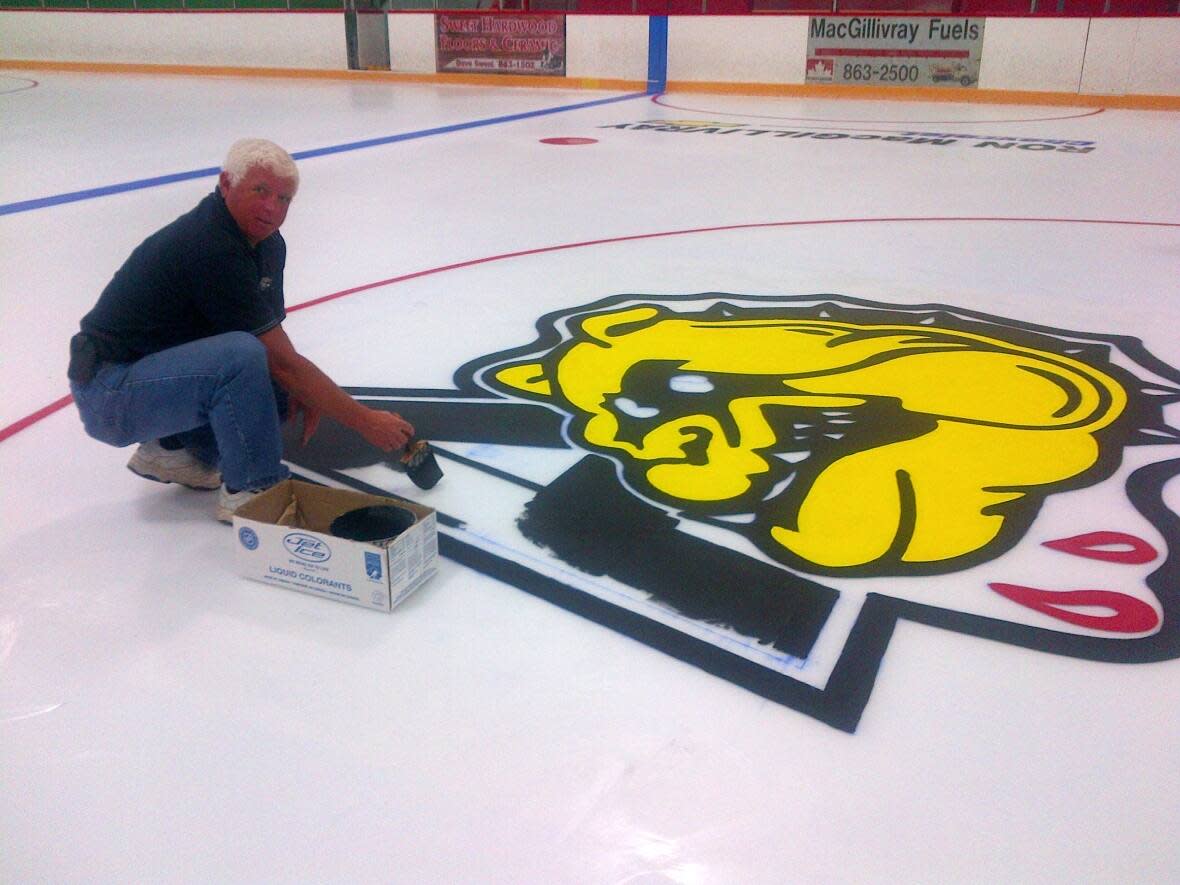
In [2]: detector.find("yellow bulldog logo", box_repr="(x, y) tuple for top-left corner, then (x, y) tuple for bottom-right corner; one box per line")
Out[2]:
(482, 302), (1136, 576)
(286, 293), (1180, 731)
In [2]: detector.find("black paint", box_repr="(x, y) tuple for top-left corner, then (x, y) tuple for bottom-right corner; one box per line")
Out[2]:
(517, 454), (838, 658)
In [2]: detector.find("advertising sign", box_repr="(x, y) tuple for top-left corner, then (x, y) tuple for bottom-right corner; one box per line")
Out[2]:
(806, 16), (985, 88)
(436, 12), (566, 77)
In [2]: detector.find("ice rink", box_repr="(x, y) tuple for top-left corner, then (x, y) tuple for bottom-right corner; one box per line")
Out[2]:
(3, 68), (1180, 882)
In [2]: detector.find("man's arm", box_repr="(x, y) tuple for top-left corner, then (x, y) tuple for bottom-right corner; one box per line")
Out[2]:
(258, 324), (413, 452)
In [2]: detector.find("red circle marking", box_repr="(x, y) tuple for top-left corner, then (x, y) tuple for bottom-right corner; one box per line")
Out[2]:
(540, 137), (598, 146)
(6, 216), (1177, 444)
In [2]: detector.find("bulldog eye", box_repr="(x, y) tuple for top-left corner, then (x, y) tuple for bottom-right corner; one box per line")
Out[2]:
(614, 397), (660, 419)
(669, 374), (714, 394)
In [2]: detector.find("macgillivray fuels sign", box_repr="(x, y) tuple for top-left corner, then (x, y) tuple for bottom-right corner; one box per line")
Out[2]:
(806, 16), (985, 88)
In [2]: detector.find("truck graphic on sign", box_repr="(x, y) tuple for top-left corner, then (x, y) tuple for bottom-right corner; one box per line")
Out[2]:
(930, 61), (977, 86)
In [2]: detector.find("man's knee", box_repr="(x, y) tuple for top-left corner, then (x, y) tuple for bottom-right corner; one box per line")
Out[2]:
(213, 331), (268, 376)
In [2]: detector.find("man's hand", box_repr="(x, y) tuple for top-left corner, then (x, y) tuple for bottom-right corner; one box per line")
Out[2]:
(359, 409), (414, 453)
(289, 397), (322, 447)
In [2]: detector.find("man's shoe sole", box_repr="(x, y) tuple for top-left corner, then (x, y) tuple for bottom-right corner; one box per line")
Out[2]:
(126, 462), (221, 491)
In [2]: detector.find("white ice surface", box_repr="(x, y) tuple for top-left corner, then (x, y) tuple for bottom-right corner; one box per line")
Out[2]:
(2, 70), (1179, 883)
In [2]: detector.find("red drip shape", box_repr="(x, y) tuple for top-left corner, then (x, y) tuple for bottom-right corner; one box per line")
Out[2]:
(1042, 531), (1158, 564)
(989, 583), (1160, 633)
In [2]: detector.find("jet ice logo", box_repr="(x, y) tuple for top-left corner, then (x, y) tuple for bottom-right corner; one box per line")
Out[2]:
(283, 532), (331, 563)
(365, 551), (383, 581)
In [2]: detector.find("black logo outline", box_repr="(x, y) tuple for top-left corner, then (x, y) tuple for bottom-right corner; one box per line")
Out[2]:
(283, 293), (1180, 732)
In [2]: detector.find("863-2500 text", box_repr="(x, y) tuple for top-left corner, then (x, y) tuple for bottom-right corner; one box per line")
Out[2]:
(842, 63), (920, 82)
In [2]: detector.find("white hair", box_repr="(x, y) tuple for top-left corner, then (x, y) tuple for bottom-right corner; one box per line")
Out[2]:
(222, 138), (299, 192)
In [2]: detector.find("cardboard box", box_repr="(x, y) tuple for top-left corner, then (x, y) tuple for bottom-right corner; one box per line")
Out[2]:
(233, 479), (438, 611)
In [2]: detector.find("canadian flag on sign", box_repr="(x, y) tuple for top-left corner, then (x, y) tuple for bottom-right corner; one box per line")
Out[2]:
(807, 58), (834, 80)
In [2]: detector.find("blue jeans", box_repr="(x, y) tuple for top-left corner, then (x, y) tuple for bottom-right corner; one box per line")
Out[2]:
(70, 331), (291, 492)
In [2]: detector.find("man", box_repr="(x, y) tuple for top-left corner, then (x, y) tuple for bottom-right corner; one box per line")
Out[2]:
(68, 138), (413, 521)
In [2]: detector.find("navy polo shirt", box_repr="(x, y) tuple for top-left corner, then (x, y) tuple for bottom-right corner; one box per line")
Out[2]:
(80, 188), (286, 362)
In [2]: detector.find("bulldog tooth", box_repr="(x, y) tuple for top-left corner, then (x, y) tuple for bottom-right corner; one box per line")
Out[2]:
(776, 450), (809, 463)
(762, 474), (797, 501)
(713, 512), (757, 524)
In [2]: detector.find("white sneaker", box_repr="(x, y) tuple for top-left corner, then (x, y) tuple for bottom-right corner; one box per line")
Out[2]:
(127, 440), (221, 490)
(217, 484), (261, 523)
